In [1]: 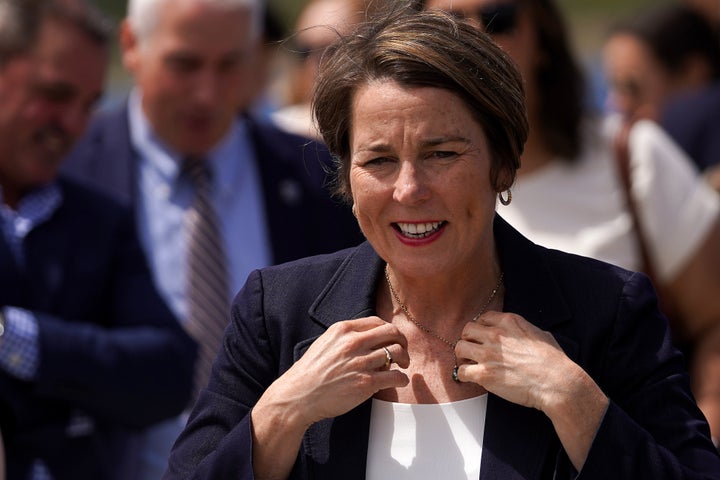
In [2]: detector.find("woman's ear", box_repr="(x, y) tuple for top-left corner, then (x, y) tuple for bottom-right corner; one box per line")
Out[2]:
(495, 166), (515, 193)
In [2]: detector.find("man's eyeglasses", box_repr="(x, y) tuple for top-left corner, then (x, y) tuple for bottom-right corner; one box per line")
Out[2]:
(477, 2), (520, 35)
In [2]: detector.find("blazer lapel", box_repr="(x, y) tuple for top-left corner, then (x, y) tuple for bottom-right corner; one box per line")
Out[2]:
(100, 103), (140, 205)
(299, 220), (581, 479)
(23, 204), (72, 311)
(480, 395), (562, 480)
(301, 243), (383, 479)
(479, 216), (577, 479)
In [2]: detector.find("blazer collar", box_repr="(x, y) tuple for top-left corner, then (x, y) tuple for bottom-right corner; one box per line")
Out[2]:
(306, 215), (574, 479)
(310, 215), (572, 332)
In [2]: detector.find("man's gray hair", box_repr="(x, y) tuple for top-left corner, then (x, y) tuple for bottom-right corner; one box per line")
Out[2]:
(127, 0), (264, 44)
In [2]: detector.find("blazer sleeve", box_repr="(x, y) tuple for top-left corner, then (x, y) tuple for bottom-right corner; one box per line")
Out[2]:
(164, 268), (275, 480)
(578, 272), (720, 478)
(22, 205), (197, 430)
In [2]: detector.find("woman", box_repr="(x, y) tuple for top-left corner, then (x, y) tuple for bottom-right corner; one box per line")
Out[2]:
(602, 4), (720, 189)
(602, 4), (720, 121)
(164, 5), (720, 479)
(424, 0), (720, 442)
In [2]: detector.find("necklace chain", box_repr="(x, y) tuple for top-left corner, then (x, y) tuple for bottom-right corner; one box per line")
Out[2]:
(384, 264), (504, 381)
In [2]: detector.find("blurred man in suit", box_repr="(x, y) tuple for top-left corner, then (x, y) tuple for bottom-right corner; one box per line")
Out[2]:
(62, 0), (362, 477)
(0, 1), (196, 479)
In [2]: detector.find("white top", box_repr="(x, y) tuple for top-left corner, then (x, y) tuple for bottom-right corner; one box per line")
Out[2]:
(366, 396), (487, 480)
(501, 115), (720, 282)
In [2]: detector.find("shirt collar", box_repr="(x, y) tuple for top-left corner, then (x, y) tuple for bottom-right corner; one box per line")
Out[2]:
(127, 88), (252, 198)
(0, 182), (62, 231)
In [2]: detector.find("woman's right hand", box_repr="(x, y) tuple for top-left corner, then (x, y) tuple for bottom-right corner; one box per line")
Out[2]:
(262, 316), (409, 426)
(250, 317), (409, 480)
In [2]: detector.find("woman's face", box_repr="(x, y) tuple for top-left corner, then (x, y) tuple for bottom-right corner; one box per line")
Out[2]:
(348, 80), (499, 277)
(602, 33), (672, 119)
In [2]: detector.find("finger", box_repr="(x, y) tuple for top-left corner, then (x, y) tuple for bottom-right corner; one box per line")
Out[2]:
(381, 346), (393, 371)
(359, 322), (409, 353)
(460, 318), (497, 345)
(326, 318), (407, 356)
(337, 316), (390, 333)
(335, 316), (407, 346)
(471, 309), (504, 326)
(455, 337), (488, 368)
(378, 343), (410, 369)
(374, 368), (410, 390)
(454, 362), (487, 385)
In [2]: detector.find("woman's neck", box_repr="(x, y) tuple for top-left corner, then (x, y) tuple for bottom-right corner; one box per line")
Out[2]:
(383, 260), (503, 330)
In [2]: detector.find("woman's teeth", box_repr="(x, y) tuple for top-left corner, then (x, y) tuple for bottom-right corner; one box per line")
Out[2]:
(396, 222), (443, 238)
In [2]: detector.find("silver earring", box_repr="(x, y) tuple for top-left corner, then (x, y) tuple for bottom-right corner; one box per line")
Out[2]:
(498, 189), (512, 206)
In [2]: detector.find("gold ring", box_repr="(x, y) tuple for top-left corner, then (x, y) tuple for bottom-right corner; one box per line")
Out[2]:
(382, 346), (393, 370)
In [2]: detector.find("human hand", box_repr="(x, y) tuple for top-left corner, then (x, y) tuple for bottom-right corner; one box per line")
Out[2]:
(454, 311), (588, 414)
(454, 311), (608, 470)
(258, 316), (410, 430)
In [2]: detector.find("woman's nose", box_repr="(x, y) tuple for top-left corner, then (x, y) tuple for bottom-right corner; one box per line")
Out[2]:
(393, 161), (431, 204)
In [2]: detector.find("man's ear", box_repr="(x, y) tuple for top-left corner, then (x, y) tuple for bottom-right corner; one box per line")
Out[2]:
(119, 19), (140, 74)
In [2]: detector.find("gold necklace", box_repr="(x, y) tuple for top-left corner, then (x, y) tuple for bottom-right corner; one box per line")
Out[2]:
(384, 264), (504, 382)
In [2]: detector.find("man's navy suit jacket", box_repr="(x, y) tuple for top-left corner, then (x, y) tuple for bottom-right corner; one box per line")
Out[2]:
(62, 103), (363, 264)
(165, 216), (720, 479)
(0, 178), (196, 480)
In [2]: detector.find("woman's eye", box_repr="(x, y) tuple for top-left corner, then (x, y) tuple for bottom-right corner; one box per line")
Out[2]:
(429, 151), (456, 159)
(365, 156), (393, 166)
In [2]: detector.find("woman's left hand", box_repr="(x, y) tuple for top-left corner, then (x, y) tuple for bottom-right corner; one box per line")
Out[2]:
(454, 311), (609, 471)
(454, 310), (576, 412)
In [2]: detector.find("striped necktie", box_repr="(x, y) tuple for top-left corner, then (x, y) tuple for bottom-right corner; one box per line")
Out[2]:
(182, 157), (230, 404)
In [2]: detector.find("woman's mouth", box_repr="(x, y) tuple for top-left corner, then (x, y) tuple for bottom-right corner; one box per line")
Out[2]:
(394, 221), (445, 239)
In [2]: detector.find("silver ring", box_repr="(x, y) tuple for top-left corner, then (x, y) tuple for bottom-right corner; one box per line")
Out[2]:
(382, 346), (393, 370)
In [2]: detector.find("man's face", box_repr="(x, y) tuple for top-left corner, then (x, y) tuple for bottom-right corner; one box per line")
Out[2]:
(0, 17), (107, 202)
(122, 0), (258, 156)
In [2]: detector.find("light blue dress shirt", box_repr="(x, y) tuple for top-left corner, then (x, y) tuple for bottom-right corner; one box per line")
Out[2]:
(127, 89), (273, 479)
(128, 89), (272, 322)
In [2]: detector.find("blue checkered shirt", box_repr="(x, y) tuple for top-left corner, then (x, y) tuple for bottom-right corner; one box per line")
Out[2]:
(0, 182), (61, 380)
(0, 183), (62, 480)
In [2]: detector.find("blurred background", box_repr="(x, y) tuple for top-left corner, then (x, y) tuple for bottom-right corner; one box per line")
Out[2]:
(91, 0), (674, 109)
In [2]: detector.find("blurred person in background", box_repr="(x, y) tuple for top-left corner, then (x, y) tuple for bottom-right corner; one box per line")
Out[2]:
(423, 0), (720, 444)
(684, 0), (720, 30)
(247, 6), (288, 120)
(0, 0), (196, 479)
(603, 3), (720, 190)
(603, 4), (720, 122)
(62, 0), (363, 477)
(271, 0), (371, 139)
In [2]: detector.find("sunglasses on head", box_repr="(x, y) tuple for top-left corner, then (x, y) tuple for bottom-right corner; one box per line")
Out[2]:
(477, 2), (520, 35)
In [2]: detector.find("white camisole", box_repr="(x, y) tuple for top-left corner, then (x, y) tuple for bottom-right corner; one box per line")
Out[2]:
(366, 395), (488, 480)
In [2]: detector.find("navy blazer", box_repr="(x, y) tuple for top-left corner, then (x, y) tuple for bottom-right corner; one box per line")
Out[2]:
(61, 103), (363, 264)
(165, 216), (720, 479)
(0, 177), (197, 480)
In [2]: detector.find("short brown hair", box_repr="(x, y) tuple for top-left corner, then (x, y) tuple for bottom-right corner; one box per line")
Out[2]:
(313, 3), (528, 203)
